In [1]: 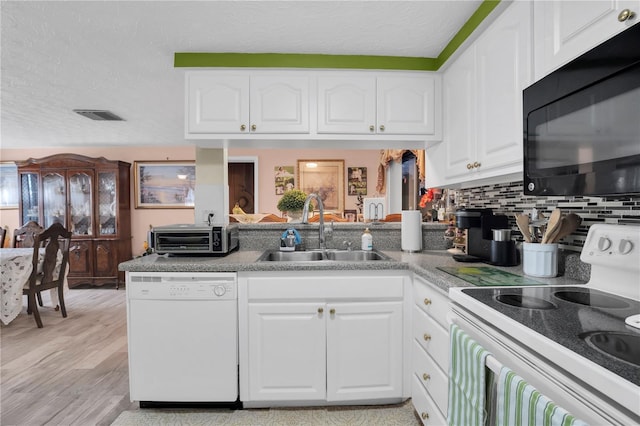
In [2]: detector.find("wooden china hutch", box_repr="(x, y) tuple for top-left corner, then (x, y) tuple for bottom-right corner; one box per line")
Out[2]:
(16, 154), (132, 288)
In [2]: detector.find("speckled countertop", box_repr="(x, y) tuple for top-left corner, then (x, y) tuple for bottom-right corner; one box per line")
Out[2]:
(119, 249), (587, 295)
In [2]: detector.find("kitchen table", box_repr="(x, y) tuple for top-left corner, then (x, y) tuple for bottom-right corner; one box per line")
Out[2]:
(0, 248), (66, 325)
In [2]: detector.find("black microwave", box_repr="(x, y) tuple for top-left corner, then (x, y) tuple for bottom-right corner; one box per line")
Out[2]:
(523, 23), (640, 196)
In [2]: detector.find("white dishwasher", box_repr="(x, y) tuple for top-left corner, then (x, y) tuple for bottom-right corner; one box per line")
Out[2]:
(126, 272), (239, 407)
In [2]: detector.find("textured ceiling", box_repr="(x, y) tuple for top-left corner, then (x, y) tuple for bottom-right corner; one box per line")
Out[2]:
(0, 0), (482, 149)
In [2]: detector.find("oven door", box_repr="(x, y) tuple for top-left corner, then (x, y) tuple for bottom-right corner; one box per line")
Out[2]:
(449, 287), (640, 425)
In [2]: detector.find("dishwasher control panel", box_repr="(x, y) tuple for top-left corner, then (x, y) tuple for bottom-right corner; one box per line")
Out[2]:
(127, 272), (237, 300)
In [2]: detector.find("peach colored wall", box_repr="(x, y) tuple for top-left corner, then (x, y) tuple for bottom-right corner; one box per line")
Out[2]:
(1, 147), (196, 255)
(229, 148), (381, 214)
(1, 147), (381, 255)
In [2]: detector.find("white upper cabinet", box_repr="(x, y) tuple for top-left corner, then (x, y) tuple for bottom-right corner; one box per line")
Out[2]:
(377, 76), (439, 136)
(186, 70), (442, 144)
(534, 0), (639, 81)
(317, 74), (441, 136)
(187, 74), (249, 134)
(441, 47), (476, 183)
(317, 76), (376, 134)
(425, 1), (532, 188)
(475, 3), (531, 171)
(186, 72), (309, 135)
(250, 76), (310, 133)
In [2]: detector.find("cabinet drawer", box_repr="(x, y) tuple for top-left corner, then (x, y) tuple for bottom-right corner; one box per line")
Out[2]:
(413, 306), (449, 372)
(413, 277), (450, 329)
(412, 374), (447, 425)
(413, 340), (448, 415)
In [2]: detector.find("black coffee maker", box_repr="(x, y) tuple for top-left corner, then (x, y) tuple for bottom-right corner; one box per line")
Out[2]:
(453, 208), (519, 266)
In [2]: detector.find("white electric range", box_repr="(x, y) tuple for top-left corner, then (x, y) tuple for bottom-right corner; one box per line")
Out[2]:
(450, 224), (640, 425)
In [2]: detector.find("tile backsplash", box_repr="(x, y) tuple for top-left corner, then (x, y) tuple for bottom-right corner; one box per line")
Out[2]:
(455, 181), (640, 251)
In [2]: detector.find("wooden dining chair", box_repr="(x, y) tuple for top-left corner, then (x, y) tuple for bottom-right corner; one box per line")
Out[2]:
(13, 221), (48, 306)
(23, 222), (72, 328)
(0, 227), (7, 248)
(381, 213), (402, 222)
(308, 213), (347, 223)
(258, 213), (287, 223)
(13, 221), (44, 248)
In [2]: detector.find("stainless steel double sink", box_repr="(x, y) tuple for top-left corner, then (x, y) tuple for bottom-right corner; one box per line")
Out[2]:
(258, 249), (390, 262)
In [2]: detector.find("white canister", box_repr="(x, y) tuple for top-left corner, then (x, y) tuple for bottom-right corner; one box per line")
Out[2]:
(522, 242), (558, 277)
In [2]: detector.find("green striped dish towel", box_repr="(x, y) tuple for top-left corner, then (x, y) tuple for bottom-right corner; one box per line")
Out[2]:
(497, 367), (589, 426)
(448, 324), (490, 426)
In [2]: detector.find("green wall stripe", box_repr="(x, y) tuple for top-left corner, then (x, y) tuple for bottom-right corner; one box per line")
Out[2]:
(436, 0), (502, 68)
(174, 52), (438, 71)
(174, 0), (501, 71)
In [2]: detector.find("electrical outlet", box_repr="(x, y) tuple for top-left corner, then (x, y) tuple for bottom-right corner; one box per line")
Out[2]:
(202, 210), (215, 223)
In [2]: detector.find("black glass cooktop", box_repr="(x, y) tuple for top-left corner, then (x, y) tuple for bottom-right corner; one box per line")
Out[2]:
(461, 286), (640, 385)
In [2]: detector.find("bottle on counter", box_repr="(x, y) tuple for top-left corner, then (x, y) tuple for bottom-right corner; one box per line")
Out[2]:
(361, 228), (373, 251)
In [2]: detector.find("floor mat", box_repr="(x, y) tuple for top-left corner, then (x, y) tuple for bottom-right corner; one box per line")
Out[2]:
(110, 400), (419, 425)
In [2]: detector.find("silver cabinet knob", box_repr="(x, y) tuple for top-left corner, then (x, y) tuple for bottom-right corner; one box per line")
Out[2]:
(240, 124), (246, 131)
(379, 125), (385, 132)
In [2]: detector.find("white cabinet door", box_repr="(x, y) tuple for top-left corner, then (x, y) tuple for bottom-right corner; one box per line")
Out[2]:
(247, 302), (326, 401)
(187, 74), (249, 134)
(476, 0), (531, 172)
(442, 46), (476, 181)
(534, 0), (639, 80)
(426, 1), (531, 187)
(317, 76), (376, 134)
(326, 301), (403, 401)
(250, 76), (310, 134)
(377, 76), (439, 136)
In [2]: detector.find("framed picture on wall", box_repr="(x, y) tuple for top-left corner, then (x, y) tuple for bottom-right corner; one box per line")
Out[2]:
(0, 162), (18, 209)
(274, 166), (295, 195)
(297, 159), (344, 212)
(348, 167), (367, 196)
(134, 161), (196, 208)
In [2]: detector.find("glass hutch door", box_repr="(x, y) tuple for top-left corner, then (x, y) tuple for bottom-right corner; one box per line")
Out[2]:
(98, 171), (117, 236)
(20, 173), (39, 225)
(68, 171), (93, 235)
(42, 173), (66, 229)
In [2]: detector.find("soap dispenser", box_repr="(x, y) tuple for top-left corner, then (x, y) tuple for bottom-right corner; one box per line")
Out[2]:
(361, 228), (373, 251)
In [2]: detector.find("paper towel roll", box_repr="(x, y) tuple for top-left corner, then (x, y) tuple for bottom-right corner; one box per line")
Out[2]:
(401, 210), (422, 252)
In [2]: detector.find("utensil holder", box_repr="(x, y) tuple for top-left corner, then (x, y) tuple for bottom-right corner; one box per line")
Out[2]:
(523, 242), (558, 277)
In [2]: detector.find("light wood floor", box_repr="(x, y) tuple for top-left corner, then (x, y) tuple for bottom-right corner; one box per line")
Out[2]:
(1, 288), (136, 425)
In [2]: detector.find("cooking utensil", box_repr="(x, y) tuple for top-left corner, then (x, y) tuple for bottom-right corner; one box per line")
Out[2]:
(542, 209), (563, 244)
(516, 214), (532, 243)
(537, 211), (547, 238)
(552, 213), (582, 243)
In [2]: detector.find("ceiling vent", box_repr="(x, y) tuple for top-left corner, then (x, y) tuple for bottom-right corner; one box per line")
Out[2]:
(73, 109), (124, 121)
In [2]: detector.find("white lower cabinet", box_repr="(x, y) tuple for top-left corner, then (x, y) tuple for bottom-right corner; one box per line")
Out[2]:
(239, 271), (409, 406)
(247, 303), (327, 401)
(412, 275), (451, 424)
(327, 301), (403, 401)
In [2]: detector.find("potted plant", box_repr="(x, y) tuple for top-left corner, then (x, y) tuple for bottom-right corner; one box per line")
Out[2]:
(277, 189), (307, 222)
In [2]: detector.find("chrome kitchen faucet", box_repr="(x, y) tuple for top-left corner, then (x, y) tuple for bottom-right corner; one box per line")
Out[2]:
(302, 193), (326, 251)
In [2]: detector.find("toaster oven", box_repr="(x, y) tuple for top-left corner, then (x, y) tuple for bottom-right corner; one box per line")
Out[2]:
(152, 224), (238, 255)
